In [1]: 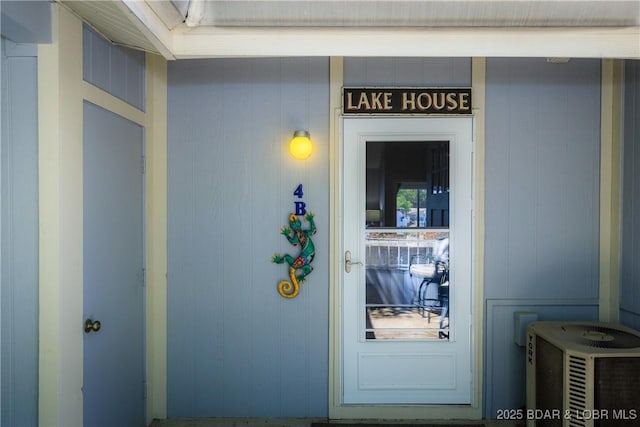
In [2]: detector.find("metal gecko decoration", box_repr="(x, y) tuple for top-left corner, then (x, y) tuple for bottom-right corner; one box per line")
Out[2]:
(272, 212), (317, 299)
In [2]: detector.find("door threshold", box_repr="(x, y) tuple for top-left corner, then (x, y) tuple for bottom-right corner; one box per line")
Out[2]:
(330, 404), (481, 421)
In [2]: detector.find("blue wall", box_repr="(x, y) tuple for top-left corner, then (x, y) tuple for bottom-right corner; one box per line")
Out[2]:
(344, 57), (471, 86)
(166, 57), (468, 418)
(83, 25), (146, 111)
(484, 58), (601, 416)
(166, 56), (610, 418)
(0, 2), (51, 423)
(0, 1), (51, 44)
(167, 58), (330, 417)
(620, 60), (640, 329)
(1, 39), (39, 427)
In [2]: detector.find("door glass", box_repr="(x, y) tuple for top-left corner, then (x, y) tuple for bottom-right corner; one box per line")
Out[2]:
(365, 141), (450, 340)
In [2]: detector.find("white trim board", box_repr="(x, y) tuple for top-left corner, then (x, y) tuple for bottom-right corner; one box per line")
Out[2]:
(38, 4), (169, 424)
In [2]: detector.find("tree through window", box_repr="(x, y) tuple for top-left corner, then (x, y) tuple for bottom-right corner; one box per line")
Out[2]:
(396, 185), (428, 228)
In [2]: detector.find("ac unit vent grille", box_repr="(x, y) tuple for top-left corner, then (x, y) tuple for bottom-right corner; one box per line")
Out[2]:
(568, 417), (587, 427)
(568, 416), (587, 427)
(567, 355), (587, 427)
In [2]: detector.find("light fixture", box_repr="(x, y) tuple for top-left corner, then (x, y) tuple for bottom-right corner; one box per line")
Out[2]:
(289, 130), (313, 160)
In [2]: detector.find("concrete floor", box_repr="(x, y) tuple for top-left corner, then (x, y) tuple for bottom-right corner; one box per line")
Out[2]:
(149, 419), (519, 427)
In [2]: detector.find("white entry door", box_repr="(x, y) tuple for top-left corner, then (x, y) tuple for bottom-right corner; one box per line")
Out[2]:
(83, 102), (145, 426)
(341, 117), (473, 405)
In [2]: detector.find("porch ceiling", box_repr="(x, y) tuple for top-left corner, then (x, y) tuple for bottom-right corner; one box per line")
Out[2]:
(60, 0), (640, 59)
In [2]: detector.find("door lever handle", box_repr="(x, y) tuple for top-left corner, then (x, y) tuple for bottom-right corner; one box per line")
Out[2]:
(345, 250), (363, 273)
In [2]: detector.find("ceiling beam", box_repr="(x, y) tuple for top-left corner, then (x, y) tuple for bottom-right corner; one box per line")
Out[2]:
(170, 26), (640, 59)
(196, 0), (640, 28)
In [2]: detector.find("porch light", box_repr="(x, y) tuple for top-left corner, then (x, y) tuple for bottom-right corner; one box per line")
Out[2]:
(289, 130), (312, 160)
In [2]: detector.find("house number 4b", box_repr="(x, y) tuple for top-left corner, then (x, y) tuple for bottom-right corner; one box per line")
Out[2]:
(294, 184), (307, 215)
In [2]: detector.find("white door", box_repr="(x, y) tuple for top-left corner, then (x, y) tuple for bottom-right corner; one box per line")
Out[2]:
(341, 117), (473, 404)
(83, 102), (145, 426)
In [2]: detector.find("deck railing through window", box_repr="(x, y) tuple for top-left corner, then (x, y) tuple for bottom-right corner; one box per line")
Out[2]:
(365, 229), (449, 269)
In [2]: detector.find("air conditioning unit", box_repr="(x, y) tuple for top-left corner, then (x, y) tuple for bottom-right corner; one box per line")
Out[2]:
(526, 321), (640, 427)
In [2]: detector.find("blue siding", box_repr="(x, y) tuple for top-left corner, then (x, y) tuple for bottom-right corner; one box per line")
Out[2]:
(485, 58), (601, 300)
(1, 39), (39, 427)
(82, 25), (145, 111)
(484, 300), (598, 417)
(344, 57), (471, 86)
(0, 1), (51, 44)
(166, 56), (609, 418)
(167, 58), (330, 417)
(620, 60), (640, 330)
(484, 58), (602, 417)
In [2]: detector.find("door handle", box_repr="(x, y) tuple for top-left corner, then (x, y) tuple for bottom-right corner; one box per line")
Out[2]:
(345, 250), (363, 273)
(84, 318), (101, 334)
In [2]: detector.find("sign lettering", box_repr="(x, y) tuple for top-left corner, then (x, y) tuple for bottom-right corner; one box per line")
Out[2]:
(343, 87), (472, 115)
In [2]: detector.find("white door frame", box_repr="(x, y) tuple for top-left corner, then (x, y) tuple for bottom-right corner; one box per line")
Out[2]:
(327, 57), (485, 420)
(37, 5), (168, 423)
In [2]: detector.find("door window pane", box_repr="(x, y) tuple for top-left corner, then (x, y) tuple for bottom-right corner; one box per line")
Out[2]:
(365, 230), (449, 340)
(365, 140), (450, 340)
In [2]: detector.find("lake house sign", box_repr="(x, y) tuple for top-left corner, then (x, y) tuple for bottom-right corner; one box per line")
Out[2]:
(343, 87), (472, 115)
